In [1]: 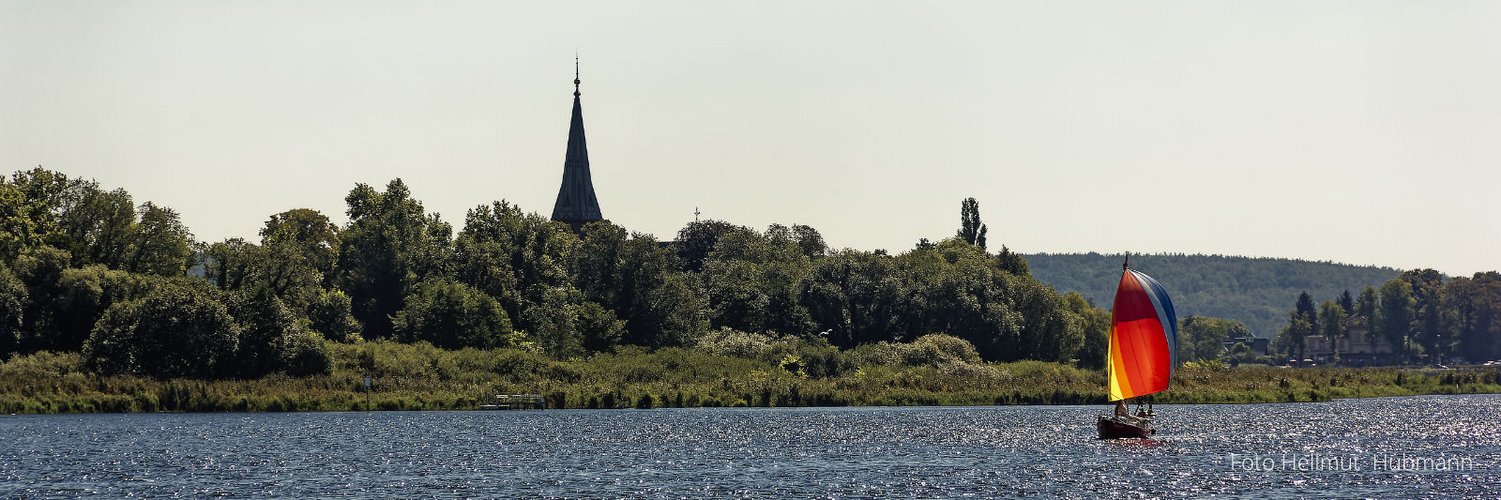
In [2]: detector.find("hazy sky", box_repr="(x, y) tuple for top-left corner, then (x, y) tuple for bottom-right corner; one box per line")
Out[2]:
(3, 1), (1497, 276)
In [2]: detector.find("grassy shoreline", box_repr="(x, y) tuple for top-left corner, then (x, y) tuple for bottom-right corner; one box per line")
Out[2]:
(2, 341), (1499, 414)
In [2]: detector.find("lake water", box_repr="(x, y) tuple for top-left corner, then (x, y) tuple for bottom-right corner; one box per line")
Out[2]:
(2, 395), (1497, 498)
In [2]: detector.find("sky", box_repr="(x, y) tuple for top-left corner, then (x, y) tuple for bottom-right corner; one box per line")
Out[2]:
(2, 1), (1497, 276)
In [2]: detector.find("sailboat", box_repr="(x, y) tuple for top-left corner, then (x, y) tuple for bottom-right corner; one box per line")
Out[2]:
(1097, 258), (1178, 439)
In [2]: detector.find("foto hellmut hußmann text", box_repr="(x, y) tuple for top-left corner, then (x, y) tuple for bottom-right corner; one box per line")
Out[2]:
(1228, 452), (1477, 473)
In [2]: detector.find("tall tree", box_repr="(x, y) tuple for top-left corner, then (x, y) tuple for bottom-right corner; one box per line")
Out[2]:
(335, 179), (453, 340)
(1294, 291), (1319, 340)
(259, 208), (340, 297)
(202, 238), (259, 291)
(1448, 272), (1501, 363)
(1355, 286), (1379, 341)
(0, 182), (39, 261)
(1275, 311), (1313, 362)
(957, 197), (988, 251)
(59, 186), (136, 269)
(1337, 290), (1355, 315)
(1318, 300), (1347, 366)
(1401, 269), (1450, 363)
(126, 202), (194, 276)
(1377, 279), (1415, 363)
(674, 219), (742, 273)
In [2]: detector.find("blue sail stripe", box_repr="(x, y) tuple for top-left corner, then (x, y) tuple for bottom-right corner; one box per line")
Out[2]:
(1131, 270), (1179, 377)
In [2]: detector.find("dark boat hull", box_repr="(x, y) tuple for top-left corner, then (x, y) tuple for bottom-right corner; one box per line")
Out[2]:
(1097, 415), (1154, 439)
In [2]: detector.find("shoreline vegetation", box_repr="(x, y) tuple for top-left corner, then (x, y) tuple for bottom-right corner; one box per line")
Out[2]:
(3, 167), (1499, 415)
(4, 334), (1499, 414)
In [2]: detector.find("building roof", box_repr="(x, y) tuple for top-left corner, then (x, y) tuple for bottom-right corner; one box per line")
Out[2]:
(550, 59), (603, 228)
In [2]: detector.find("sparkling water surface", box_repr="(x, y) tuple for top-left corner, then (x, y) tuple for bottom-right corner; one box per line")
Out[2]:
(2, 395), (1497, 498)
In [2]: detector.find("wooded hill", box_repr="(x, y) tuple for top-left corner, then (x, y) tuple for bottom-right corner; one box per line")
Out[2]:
(1024, 253), (1400, 338)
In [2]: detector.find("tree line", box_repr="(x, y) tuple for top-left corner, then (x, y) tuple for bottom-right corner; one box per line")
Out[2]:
(0, 169), (1116, 379)
(1274, 269), (1501, 365)
(1025, 252), (1399, 339)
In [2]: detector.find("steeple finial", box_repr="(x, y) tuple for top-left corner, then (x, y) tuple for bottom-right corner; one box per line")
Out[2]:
(574, 52), (581, 97)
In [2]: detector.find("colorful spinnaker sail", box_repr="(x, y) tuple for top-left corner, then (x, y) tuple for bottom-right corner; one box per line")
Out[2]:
(1107, 267), (1178, 401)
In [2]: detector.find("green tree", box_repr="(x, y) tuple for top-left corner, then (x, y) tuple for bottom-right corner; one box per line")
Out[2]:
(46, 265), (152, 352)
(82, 280), (240, 378)
(613, 234), (707, 347)
(11, 245), (71, 352)
(804, 249), (905, 347)
(1294, 291), (1319, 340)
(59, 186), (136, 269)
(306, 288), (361, 340)
(1338, 290), (1355, 314)
(1063, 292), (1110, 369)
(525, 286), (599, 358)
(957, 197), (988, 251)
(1401, 269), (1451, 363)
(790, 224), (827, 258)
(673, 219), (742, 273)
(1274, 311), (1312, 362)
(0, 181), (39, 261)
(897, 239), (1028, 361)
(1448, 272), (1501, 363)
(5, 167), (74, 252)
(1318, 300), (1347, 366)
(335, 179), (453, 340)
(0, 267), (25, 359)
(202, 238), (260, 291)
(1180, 315), (1240, 362)
(126, 202), (194, 276)
(1355, 286), (1379, 341)
(702, 226), (814, 336)
(258, 208), (340, 302)
(572, 221), (627, 309)
(392, 280), (516, 349)
(996, 245), (1029, 275)
(452, 201), (527, 320)
(1377, 278), (1416, 363)
(226, 291), (302, 377)
(641, 272), (710, 347)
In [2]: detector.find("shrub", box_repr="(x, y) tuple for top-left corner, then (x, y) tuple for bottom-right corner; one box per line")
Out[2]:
(695, 328), (777, 359)
(393, 280), (514, 349)
(82, 280), (240, 378)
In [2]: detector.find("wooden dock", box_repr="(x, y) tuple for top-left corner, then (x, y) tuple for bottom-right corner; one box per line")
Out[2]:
(478, 394), (546, 410)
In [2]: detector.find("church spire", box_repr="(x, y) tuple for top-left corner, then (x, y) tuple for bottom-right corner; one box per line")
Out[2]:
(551, 57), (603, 230)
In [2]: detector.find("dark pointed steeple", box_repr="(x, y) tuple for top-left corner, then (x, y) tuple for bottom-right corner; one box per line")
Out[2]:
(551, 56), (603, 230)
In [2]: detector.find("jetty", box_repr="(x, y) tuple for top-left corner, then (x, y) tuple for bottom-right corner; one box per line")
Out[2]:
(479, 394), (546, 410)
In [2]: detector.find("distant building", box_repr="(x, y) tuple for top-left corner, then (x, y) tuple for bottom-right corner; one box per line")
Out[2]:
(550, 60), (604, 232)
(1303, 315), (1398, 366)
(1224, 332), (1269, 356)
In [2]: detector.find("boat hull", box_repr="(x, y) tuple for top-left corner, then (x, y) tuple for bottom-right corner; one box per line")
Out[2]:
(1097, 415), (1154, 439)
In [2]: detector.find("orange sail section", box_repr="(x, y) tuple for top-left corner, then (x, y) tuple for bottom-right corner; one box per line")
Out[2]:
(1107, 269), (1179, 401)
